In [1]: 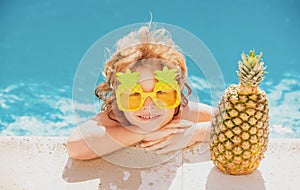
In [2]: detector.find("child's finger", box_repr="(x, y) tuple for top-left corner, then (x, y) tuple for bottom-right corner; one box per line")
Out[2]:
(164, 120), (193, 129)
(144, 128), (184, 141)
(155, 141), (184, 154)
(164, 123), (190, 129)
(144, 138), (171, 151)
(140, 137), (167, 148)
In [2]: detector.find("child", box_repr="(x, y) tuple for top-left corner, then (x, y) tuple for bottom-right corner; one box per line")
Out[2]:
(67, 25), (213, 160)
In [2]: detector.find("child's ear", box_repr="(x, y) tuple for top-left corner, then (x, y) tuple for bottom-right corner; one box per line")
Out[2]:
(173, 105), (182, 120)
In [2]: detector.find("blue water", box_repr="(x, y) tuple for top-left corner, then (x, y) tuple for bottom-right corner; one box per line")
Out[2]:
(1, 0), (300, 137)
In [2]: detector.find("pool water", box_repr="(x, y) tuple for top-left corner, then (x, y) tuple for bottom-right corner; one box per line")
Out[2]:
(1, 0), (299, 137)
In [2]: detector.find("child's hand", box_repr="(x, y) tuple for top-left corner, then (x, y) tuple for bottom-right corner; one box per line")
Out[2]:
(141, 119), (192, 142)
(140, 120), (196, 153)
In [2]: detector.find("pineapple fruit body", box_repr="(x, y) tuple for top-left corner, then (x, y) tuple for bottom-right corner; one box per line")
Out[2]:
(210, 51), (269, 175)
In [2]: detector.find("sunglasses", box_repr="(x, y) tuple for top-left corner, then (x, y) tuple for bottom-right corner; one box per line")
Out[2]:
(115, 66), (181, 112)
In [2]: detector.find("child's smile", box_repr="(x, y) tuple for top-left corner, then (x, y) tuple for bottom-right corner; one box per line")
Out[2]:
(137, 114), (161, 120)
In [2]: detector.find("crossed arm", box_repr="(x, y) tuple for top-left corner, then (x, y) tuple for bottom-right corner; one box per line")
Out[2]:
(66, 102), (213, 160)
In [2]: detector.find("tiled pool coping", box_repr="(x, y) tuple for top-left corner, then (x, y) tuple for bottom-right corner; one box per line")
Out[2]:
(0, 136), (299, 190)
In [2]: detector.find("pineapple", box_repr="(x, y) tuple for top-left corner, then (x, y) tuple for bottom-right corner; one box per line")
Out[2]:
(210, 50), (269, 175)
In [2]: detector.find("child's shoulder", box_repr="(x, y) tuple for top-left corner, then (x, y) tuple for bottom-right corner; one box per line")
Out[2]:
(178, 101), (213, 122)
(92, 111), (122, 128)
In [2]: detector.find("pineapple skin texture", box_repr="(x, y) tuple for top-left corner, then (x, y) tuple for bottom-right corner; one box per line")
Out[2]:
(210, 84), (269, 175)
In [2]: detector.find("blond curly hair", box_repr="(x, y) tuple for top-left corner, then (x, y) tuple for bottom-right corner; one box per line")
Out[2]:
(95, 25), (191, 124)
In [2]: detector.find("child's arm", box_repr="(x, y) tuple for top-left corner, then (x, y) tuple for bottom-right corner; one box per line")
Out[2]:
(66, 114), (144, 160)
(66, 112), (182, 160)
(180, 101), (214, 122)
(140, 120), (211, 154)
(141, 101), (214, 154)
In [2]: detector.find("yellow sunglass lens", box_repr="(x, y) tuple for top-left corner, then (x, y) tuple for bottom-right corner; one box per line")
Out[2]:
(120, 92), (141, 110)
(156, 90), (177, 107)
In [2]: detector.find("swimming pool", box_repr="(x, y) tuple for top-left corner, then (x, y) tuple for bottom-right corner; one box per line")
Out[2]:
(1, 0), (299, 138)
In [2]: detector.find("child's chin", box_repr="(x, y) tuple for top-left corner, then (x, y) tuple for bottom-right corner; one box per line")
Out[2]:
(135, 120), (164, 132)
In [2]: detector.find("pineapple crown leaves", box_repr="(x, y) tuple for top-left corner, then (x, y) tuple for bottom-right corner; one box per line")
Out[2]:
(237, 50), (267, 86)
(154, 66), (178, 84)
(116, 69), (140, 87)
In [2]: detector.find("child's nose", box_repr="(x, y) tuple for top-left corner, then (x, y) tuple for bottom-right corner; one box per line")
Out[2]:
(142, 97), (155, 110)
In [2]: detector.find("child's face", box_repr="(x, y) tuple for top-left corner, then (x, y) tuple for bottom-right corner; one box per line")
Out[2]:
(122, 66), (176, 132)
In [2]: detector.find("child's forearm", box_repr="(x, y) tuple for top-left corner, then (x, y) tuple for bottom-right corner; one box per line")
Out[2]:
(66, 120), (144, 160)
(189, 121), (211, 146)
(181, 102), (214, 122)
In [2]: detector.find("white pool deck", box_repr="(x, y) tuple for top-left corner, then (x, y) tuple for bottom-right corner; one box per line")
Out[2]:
(0, 136), (299, 190)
